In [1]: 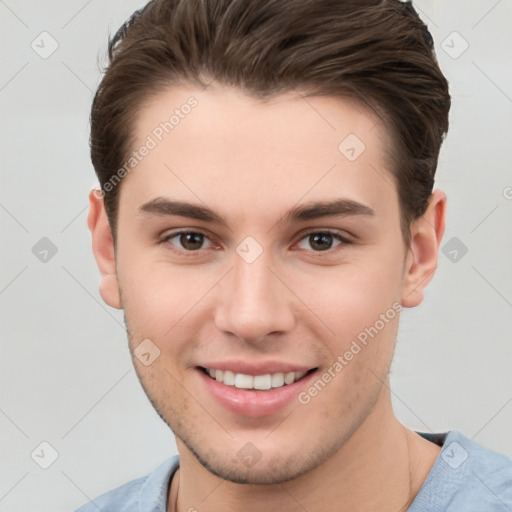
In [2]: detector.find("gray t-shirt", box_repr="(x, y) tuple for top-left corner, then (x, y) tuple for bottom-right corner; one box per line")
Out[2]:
(73, 430), (512, 511)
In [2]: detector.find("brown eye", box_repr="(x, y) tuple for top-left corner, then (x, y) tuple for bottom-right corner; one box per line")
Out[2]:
(296, 230), (350, 253)
(309, 233), (335, 251)
(161, 231), (212, 252)
(178, 232), (205, 251)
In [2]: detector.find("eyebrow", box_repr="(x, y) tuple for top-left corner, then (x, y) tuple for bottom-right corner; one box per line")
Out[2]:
(138, 196), (376, 226)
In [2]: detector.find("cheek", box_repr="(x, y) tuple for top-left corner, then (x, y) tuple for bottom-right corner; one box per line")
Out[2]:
(118, 233), (404, 352)
(118, 259), (212, 335)
(293, 255), (403, 340)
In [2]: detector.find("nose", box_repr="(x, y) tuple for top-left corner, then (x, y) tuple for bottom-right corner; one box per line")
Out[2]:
(213, 247), (296, 344)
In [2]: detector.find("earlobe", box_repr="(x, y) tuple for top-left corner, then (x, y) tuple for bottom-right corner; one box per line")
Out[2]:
(401, 190), (447, 308)
(87, 189), (122, 310)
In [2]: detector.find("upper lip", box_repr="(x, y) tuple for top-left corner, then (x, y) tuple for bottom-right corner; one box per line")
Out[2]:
(198, 360), (317, 376)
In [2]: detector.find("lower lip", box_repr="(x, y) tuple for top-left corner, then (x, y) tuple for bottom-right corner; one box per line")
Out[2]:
(197, 368), (318, 418)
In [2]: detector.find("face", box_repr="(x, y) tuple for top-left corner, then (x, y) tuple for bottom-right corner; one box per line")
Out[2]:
(100, 85), (416, 484)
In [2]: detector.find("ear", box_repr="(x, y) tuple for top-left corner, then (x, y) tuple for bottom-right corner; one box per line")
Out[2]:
(87, 189), (122, 309)
(401, 189), (447, 308)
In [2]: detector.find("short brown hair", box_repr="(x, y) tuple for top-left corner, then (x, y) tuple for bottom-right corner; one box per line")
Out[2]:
(90, 0), (450, 247)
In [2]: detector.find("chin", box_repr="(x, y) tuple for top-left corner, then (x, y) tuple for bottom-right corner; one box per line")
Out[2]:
(180, 433), (335, 485)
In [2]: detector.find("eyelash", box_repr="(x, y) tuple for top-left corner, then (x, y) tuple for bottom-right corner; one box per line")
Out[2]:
(159, 229), (352, 257)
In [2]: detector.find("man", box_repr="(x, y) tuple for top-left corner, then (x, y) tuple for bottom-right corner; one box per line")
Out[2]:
(76, 0), (512, 510)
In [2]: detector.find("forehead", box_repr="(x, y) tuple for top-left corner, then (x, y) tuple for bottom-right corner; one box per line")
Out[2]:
(120, 84), (399, 228)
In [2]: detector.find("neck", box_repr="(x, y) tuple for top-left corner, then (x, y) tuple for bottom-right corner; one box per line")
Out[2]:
(169, 391), (440, 512)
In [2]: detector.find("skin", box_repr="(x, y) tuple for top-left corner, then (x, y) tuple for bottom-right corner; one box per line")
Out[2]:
(88, 84), (446, 512)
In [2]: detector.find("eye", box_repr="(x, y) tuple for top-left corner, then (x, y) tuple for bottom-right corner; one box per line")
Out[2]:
(160, 230), (214, 252)
(159, 229), (351, 256)
(296, 230), (350, 252)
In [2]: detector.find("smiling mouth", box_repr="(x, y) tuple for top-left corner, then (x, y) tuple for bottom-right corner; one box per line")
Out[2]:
(199, 366), (318, 390)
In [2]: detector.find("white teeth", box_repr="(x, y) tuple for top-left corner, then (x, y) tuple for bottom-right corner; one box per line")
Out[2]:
(234, 373), (253, 389)
(284, 372), (295, 385)
(271, 373), (284, 388)
(253, 374), (272, 390)
(223, 370), (235, 386)
(205, 368), (309, 390)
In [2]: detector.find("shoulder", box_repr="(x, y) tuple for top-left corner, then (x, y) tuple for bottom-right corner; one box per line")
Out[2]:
(442, 430), (512, 491)
(73, 455), (180, 512)
(411, 430), (512, 511)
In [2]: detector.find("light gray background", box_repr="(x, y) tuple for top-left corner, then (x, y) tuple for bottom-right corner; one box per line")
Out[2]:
(1, 1), (511, 510)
